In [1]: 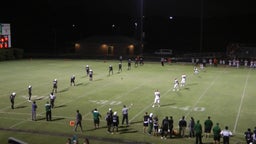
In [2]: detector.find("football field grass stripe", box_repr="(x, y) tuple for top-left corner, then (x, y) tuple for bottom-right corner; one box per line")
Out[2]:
(233, 69), (251, 133)
(83, 81), (148, 117)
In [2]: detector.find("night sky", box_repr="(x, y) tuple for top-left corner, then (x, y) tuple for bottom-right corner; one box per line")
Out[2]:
(1, 0), (256, 54)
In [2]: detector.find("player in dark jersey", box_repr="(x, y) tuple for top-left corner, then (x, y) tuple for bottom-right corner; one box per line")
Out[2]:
(109, 65), (113, 75)
(70, 75), (75, 86)
(143, 112), (149, 133)
(28, 85), (32, 101)
(10, 92), (16, 109)
(112, 112), (119, 134)
(89, 69), (93, 81)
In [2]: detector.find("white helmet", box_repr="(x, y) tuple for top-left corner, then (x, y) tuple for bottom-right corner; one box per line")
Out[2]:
(12, 92), (16, 96)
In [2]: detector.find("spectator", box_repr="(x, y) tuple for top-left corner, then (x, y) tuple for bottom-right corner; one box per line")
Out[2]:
(45, 101), (52, 121)
(178, 116), (187, 137)
(212, 123), (221, 144)
(194, 120), (203, 144)
(74, 110), (83, 132)
(32, 101), (37, 121)
(220, 126), (232, 144)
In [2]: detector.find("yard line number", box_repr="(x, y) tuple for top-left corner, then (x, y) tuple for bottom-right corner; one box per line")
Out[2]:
(89, 100), (122, 105)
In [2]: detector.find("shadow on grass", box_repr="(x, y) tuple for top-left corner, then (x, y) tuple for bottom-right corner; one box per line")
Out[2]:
(59, 88), (69, 93)
(54, 104), (67, 109)
(160, 103), (176, 107)
(51, 117), (65, 121)
(130, 120), (143, 125)
(118, 127), (138, 134)
(15, 106), (27, 109)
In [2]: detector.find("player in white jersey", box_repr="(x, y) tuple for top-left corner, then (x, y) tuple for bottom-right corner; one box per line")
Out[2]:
(152, 89), (160, 107)
(180, 74), (186, 87)
(194, 67), (199, 75)
(173, 78), (179, 91)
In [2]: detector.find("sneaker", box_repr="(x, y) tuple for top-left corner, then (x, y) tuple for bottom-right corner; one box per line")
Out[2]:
(152, 105), (155, 108)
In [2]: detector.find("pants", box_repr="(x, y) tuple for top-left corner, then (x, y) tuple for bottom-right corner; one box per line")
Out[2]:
(32, 110), (36, 120)
(46, 111), (51, 121)
(195, 133), (202, 144)
(122, 114), (128, 125)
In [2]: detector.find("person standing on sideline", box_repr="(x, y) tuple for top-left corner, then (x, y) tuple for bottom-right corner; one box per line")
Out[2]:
(148, 113), (154, 135)
(161, 116), (169, 139)
(89, 69), (93, 81)
(85, 65), (90, 76)
(122, 105), (129, 126)
(152, 89), (160, 107)
(28, 85), (32, 101)
(220, 126), (232, 144)
(105, 112), (112, 133)
(213, 123), (221, 144)
(52, 79), (58, 93)
(49, 92), (56, 108)
(189, 117), (195, 138)
(10, 92), (16, 109)
(169, 116), (174, 138)
(92, 108), (101, 129)
(45, 101), (52, 121)
(178, 116), (187, 137)
(153, 116), (159, 136)
(32, 101), (37, 121)
(173, 78), (179, 91)
(143, 112), (149, 133)
(194, 120), (203, 144)
(112, 111), (119, 134)
(204, 116), (213, 138)
(70, 75), (75, 86)
(244, 128), (253, 144)
(109, 65), (113, 75)
(74, 110), (83, 132)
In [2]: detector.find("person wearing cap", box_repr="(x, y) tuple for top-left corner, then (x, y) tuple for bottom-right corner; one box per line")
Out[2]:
(212, 123), (221, 144)
(28, 85), (32, 101)
(220, 126), (232, 144)
(70, 75), (75, 86)
(10, 92), (16, 109)
(112, 111), (119, 134)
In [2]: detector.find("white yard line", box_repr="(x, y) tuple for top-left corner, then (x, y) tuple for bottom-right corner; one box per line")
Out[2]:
(233, 69), (250, 133)
(84, 81), (148, 117)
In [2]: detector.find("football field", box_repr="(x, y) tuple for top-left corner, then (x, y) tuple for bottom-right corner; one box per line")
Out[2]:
(0, 59), (255, 144)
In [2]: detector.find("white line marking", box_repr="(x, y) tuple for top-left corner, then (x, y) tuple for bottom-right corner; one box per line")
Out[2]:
(233, 69), (250, 133)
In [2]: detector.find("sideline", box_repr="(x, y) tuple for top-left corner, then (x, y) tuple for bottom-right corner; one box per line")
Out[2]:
(0, 127), (150, 144)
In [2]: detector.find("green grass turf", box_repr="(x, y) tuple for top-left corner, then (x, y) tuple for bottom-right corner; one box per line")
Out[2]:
(0, 59), (255, 144)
